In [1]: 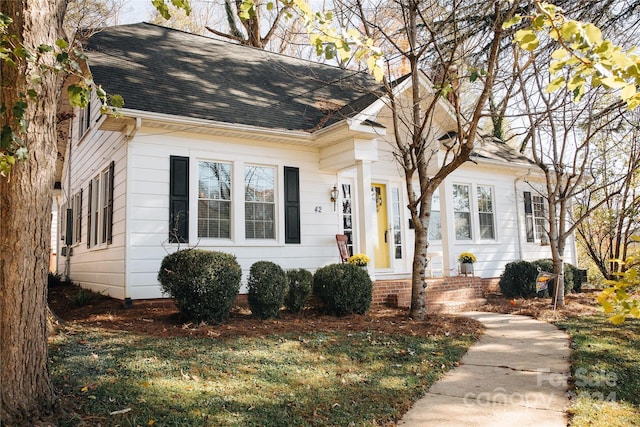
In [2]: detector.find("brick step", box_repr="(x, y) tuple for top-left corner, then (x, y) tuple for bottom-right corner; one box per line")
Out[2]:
(426, 297), (487, 314)
(425, 286), (482, 303)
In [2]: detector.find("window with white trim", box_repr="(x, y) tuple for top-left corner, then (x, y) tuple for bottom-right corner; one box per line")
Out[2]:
(245, 165), (275, 239)
(453, 184), (472, 240)
(79, 102), (91, 137)
(391, 187), (402, 259)
(90, 175), (100, 245)
(87, 162), (114, 248)
(429, 191), (442, 240)
(100, 168), (111, 244)
(341, 184), (354, 256)
(524, 191), (548, 243)
(73, 191), (82, 244)
(197, 161), (231, 239)
(477, 185), (495, 240)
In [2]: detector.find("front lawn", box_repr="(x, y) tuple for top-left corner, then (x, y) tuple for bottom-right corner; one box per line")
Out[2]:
(556, 315), (640, 426)
(50, 324), (477, 426)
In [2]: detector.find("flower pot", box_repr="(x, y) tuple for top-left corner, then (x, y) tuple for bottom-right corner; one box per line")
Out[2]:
(460, 262), (474, 275)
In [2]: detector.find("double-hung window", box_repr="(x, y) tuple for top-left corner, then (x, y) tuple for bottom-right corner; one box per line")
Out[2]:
(524, 191), (547, 243)
(453, 184), (472, 240)
(245, 165), (275, 239)
(429, 191), (442, 240)
(391, 187), (402, 259)
(79, 102), (91, 137)
(87, 161), (114, 248)
(341, 184), (354, 256)
(73, 191), (82, 244)
(198, 161), (231, 239)
(477, 185), (495, 240)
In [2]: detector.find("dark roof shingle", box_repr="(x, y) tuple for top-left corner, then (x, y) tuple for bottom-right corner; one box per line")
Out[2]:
(86, 23), (380, 132)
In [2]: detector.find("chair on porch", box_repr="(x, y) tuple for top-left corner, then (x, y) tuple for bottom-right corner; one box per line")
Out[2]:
(336, 234), (350, 263)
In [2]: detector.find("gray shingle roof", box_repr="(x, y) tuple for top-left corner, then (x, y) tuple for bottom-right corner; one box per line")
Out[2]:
(85, 23), (381, 132)
(84, 23), (532, 166)
(472, 135), (535, 166)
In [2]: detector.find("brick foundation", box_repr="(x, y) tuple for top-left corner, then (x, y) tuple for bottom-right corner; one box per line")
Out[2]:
(373, 276), (497, 313)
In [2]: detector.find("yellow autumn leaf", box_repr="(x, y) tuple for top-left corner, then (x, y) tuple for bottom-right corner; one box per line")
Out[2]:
(546, 76), (566, 93)
(551, 48), (569, 60)
(601, 76), (628, 89)
(561, 21), (579, 42)
(621, 84), (636, 101)
(584, 23), (602, 45)
(514, 29), (539, 51)
(610, 313), (626, 325)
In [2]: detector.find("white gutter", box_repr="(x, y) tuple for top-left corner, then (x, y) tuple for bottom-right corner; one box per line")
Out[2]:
(115, 108), (313, 142)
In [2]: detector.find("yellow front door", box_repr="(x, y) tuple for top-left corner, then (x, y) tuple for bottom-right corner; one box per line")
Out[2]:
(372, 184), (390, 269)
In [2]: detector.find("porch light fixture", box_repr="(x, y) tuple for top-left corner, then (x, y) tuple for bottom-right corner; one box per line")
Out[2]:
(330, 185), (339, 210)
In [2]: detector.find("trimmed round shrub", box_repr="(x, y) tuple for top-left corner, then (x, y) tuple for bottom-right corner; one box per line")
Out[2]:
(157, 249), (241, 323)
(284, 269), (313, 313)
(499, 260), (539, 298)
(571, 265), (585, 293)
(313, 263), (372, 316)
(247, 261), (287, 319)
(532, 259), (574, 297)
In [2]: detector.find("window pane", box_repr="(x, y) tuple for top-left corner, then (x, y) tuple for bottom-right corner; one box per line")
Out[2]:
(92, 176), (100, 246)
(245, 166), (275, 239)
(198, 161), (231, 238)
(479, 213), (495, 239)
(429, 211), (442, 240)
(532, 196), (546, 240)
(391, 187), (402, 259)
(453, 184), (471, 239)
(477, 186), (495, 240)
(245, 166), (274, 202)
(455, 212), (472, 240)
(429, 191), (441, 240)
(453, 184), (470, 212)
(341, 184), (354, 256)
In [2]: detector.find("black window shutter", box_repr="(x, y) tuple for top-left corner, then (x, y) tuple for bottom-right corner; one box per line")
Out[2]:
(87, 181), (92, 248)
(79, 189), (83, 243)
(524, 191), (534, 242)
(107, 161), (115, 244)
(284, 166), (300, 244)
(169, 156), (189, 243)
(65, 207), (73, 245)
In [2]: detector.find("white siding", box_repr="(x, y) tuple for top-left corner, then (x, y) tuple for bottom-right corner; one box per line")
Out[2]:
(58, 96), (128, 299)
(61, 113), (575, 300)
(126, 129), (342, 298)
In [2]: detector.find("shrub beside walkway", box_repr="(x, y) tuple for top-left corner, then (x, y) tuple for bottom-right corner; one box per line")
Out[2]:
(400, 312), (570, 426)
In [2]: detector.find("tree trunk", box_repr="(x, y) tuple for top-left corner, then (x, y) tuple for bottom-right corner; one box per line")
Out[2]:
(0, 0), (65, 423)
(409, 215), (430, 319)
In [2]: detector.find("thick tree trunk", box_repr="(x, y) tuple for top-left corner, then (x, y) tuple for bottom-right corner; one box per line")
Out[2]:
(409, 217), (429, 319)
(0, 0), (65, 423)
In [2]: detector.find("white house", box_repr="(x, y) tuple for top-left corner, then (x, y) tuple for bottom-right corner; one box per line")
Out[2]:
(54, 23), (576, 303)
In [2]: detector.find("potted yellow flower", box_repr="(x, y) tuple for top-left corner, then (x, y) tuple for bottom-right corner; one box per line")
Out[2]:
(458, 252), (476, 275)
(348, 253), (370, 267)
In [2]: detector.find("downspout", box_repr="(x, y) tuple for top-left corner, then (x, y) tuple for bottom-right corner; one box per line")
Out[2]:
(513, 169), (531, 260)
(64, 118), (73, 278)
(123, 117), (141, 308)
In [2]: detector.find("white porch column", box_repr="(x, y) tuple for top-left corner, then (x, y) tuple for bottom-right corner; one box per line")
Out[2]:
(355, 159), (375, 279)
(438, 183), (453, 276)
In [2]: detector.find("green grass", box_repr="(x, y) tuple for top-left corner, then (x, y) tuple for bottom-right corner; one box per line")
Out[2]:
(555, 315), (640, 426)
(50, 327), (476, 426)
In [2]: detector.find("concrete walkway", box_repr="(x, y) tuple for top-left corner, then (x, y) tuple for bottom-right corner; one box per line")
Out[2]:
(399, 312), (571, 426)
